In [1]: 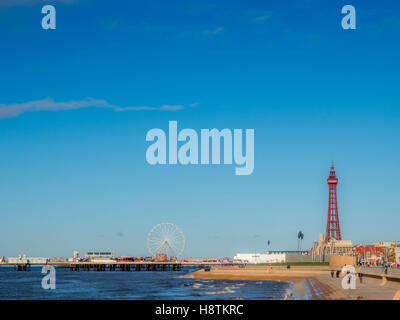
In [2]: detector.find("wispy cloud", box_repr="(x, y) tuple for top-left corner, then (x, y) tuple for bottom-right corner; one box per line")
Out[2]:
(0, 98), (110, 118)
(114, 104), (184, 112)
(0, 97), (187, 119)
(203, 27), (224, 35)
(160, 105), (184, 111)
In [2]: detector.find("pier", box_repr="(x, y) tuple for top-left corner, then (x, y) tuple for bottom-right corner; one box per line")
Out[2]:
(64, 262), (185, 272)
(1, 261), (239, 272)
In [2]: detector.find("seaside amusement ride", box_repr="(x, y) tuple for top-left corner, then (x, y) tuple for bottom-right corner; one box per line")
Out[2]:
(147, 223), (186, 261)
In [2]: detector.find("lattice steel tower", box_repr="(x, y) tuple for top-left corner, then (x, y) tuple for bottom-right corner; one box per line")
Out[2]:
(325, 162), (342, 242)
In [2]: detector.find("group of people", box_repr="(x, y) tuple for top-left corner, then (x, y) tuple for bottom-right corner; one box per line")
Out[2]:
(358, 260), (400, 268)
(330, 270), (341, 278)
(330, 267), (364, 283)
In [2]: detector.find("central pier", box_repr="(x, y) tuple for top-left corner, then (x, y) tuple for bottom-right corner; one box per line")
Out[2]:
(2, 261), (238, 272)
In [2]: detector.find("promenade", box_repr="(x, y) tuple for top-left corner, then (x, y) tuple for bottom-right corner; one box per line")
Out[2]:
(316, 273), (400, 300)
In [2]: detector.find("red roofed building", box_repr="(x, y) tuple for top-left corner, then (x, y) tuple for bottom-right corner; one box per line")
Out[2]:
(354, 245), (388, 263)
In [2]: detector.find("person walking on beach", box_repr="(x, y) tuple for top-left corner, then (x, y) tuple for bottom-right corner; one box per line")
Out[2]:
(330, 270), (334, 278)
(358, 272), (363, 284)
(336, 270), (340, 278)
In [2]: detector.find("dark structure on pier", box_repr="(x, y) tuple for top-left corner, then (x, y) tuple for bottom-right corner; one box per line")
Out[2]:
(68, 263), (183, 272)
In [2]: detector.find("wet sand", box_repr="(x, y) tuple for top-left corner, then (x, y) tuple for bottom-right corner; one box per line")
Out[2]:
(192, 266), (400, 300)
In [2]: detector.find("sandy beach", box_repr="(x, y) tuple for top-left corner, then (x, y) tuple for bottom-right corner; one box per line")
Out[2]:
(192, 265), (400, 300)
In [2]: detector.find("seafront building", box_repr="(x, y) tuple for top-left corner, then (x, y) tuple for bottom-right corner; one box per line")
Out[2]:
(312, 233), (353, 256)
(83, 251), (115, 262)
(354, 242), (400, 264)
(233, 253), (286, 264)
(7, 254), (48, 264)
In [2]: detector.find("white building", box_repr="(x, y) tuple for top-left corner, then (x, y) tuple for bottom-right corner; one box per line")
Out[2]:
(233, 253), (286, 264)
(8, 254), (48, 264)
(373, 241), (394, 248)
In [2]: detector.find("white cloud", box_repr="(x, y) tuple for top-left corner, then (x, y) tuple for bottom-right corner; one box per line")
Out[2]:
(0, 97), (185, 119)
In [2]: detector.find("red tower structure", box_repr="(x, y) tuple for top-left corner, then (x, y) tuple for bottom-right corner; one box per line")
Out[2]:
(325, 162), (342, 242)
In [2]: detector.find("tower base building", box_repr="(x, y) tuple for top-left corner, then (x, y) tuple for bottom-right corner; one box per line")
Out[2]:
(313, 233), (353, 256)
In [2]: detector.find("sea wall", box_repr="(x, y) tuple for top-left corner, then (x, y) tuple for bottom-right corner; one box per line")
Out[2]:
(329, 255), (356, 267)
(285, 253), (329, 263)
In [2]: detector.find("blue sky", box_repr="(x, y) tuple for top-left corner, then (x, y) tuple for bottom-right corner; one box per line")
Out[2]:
(0, 0), (399, 258)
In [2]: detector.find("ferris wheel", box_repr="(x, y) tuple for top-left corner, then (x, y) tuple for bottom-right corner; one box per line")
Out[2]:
(147, 223), (185, 258)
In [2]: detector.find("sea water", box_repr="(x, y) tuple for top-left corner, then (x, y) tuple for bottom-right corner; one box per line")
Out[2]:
(0, 266), (294, 300)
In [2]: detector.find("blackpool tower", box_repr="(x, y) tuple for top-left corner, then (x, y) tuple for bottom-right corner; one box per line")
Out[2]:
(325, 162), (342, 242)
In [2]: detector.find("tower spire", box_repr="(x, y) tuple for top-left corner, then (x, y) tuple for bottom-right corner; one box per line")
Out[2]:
(325, 162), (342, 242)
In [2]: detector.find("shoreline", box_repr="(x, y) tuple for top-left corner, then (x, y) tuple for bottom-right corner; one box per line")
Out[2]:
(191, 266), (400, 300)
(191, 266), (337, 300)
